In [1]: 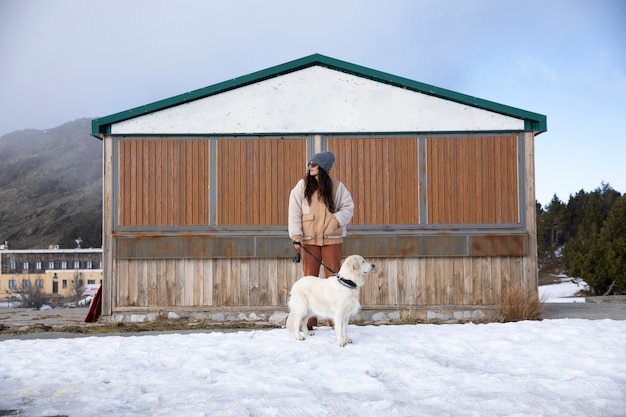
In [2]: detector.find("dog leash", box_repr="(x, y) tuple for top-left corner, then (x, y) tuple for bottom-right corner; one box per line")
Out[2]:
(293, 241), (338, 275)
(292, 242), (357, 289)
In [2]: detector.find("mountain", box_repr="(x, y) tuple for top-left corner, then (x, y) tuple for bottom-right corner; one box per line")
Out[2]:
(0, 118), (102, 249)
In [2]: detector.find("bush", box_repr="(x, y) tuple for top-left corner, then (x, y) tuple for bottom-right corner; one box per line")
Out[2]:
(13, 283), (46, 309)
(496, 285), (545, 322)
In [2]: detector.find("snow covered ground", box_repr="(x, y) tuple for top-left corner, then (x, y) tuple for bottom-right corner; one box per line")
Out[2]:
(1, 280), (625, 417)
(539, 276), (590, 303)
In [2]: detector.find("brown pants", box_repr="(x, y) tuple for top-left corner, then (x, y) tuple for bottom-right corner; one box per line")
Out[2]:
(301, 243), (342, 328)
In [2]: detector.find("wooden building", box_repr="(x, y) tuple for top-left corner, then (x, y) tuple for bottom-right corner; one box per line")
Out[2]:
(91, 54), (546, 322)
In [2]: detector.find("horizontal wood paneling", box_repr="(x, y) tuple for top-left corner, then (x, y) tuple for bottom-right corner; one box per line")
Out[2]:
(329, 137), (419, 225)
(427, 136), (518, 224)
(114, 233), (529, 259)
(119, 139), (208, 226)
(217, 138), (306, 226)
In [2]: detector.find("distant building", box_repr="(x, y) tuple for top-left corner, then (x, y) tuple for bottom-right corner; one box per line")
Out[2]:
(0, 247), (102, 298)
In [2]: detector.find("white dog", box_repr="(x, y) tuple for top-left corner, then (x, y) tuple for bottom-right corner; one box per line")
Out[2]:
(286, 255), (375, 347)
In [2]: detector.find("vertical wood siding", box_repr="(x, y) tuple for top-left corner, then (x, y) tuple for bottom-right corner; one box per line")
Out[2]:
(116, 258), (302, 307)
(329, 137), (419, 225)
(102, 137), (114, 315)
(427, 136), (518, 224)
(522, 132), (539, 290)
(113, 256), (527, 309)
(217, 138), (306, 226)
(119, 139), (209, 226)
(117, 135), (519, 228)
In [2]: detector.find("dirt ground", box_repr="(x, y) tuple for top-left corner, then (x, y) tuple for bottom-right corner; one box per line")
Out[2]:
(0, 307), (96, 333)
(538, 257), (565, 286)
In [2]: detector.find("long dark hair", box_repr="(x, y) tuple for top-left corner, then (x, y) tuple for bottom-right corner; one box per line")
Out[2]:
(304, 168), (336, 213)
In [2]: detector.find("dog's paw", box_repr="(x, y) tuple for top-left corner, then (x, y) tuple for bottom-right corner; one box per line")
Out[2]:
(305, 330), (314, 336)
(338, 337), (352, 347)
(295, 334), (305, 341)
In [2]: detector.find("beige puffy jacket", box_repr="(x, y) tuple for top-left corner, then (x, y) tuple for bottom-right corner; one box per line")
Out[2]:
(288, 178), (354, 246)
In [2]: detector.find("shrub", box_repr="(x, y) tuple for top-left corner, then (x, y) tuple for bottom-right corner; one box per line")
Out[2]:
(496, 285), (545, 322)
(14, 283), (46, 309)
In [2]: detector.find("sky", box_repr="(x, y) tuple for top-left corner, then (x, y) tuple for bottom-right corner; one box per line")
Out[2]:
(0, 0), (624, 206)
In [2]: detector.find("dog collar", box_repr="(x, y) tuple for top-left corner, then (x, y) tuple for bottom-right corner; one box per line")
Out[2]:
(337, 275), (357, 289)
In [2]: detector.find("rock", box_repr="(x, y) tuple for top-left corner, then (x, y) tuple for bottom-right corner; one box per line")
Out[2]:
(269, 311), (289, 327)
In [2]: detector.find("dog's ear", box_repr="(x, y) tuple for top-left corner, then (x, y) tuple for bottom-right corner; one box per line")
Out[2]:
(351, 256), (366, 286)
(350, 257), (360, 275)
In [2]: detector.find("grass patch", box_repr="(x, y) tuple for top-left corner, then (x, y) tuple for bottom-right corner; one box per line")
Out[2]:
(496, 285), (546, 322)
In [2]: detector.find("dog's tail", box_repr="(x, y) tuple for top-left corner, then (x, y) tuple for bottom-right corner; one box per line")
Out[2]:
(285, 312), (294, 333)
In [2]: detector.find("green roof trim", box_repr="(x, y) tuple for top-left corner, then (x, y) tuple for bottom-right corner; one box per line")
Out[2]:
(91, 53), (547, 136)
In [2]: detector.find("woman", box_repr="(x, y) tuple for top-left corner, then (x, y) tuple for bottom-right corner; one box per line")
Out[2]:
(288, 151), (354, 330)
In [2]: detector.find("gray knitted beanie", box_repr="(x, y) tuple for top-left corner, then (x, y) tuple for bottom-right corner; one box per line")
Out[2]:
(309, 151), (335, 173)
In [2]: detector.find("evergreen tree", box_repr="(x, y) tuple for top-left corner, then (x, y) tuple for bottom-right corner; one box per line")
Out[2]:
(562, 185), (623, 294)
(563, 189), (589, 242)
(537, 194), (566, 263)
(597, 195), (626, 294)
(536, 201), (549, 265)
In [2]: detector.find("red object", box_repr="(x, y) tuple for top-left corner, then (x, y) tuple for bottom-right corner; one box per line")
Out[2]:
(84, 285), (102, 322)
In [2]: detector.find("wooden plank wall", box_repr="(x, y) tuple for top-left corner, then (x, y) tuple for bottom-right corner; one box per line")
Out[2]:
(119, 139), (209, 226)
(329, 137), (419, 225)
(117, 135), (518, 229)
(102, 136), (114, 315)
(113, 256), (527, 309)
(427, 136), (518, 224)
(109, 133), (536, 313)
(522, 132), (538, 290)
(115, 258), (301, 308)
(217, 138), (306, 226)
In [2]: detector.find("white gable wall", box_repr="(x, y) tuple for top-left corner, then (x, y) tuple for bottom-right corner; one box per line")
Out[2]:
(111, 66), (524, 134)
